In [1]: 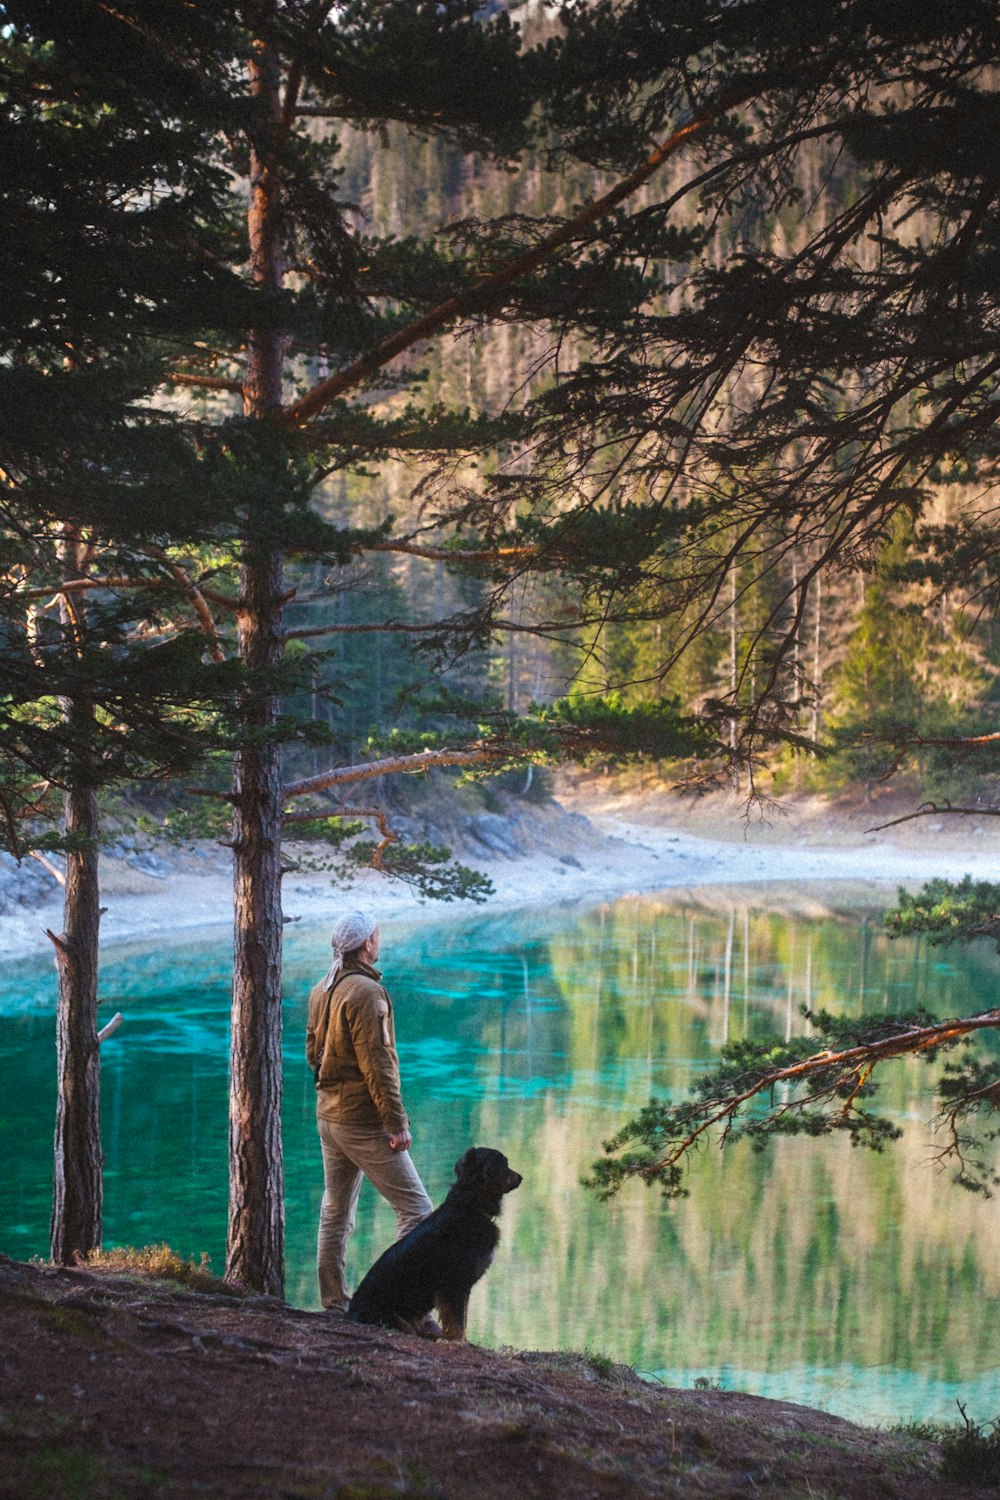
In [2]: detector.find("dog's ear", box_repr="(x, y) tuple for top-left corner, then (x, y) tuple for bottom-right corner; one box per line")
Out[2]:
(454, 1149), (474, 1177)
(481, 1151), (511, 1192)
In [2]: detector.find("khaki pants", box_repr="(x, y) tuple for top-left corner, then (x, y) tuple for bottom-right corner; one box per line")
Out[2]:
(316, 1116), (433, 1310)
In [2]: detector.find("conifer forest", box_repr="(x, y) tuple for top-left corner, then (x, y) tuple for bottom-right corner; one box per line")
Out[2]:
(3, 0), (1000, 1300)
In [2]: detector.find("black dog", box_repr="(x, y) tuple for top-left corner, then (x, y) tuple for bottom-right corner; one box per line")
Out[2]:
(347, 1147), (522, 1341)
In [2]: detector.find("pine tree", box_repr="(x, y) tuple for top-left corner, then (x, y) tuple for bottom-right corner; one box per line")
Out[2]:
(147, 0), (720, 1294)
(0, 0), (244, 1262)
(517, 0), (1000, 1210)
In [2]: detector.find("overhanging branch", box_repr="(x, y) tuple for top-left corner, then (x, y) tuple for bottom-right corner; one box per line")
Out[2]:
(282, 80), (759, 426)
(607, 1009), (1000, 1189)
(868, 800), (1000, 833)
(282, 744), (512, 800)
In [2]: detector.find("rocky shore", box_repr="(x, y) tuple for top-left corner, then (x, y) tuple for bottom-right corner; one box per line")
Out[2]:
(3, 780), (998, 964)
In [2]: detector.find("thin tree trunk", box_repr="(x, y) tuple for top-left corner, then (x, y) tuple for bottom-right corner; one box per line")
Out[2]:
(728, 558), (739, 788)
(226, 11), (286, 1295)
(50, 542), (102, 1265)
(811, 570), (823, 744)
(227, 545), (285, 1294)
(790, 550), (801, 700)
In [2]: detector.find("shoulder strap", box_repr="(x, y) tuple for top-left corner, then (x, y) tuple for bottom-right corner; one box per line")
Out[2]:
(312, 970), (353, 1087)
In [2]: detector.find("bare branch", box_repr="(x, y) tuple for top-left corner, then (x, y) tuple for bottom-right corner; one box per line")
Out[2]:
(13, 578), (139, 601)
(12, 573), (239, 614)
(283, 744), (511, 800)
(365, 540), (541, 564)
(28, 850), (66, 888)
(282, 619), (462, 642)
(868, 801), (1000, 833)
(292, 105), (352, 118)
(139, 547), (227, 661)
(166, 371), (244, 394)
(284, 802), (399, 867)
(45, 927), (73, 959)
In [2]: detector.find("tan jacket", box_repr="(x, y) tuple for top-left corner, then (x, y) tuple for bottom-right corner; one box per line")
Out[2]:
(305, 957), (409, 1133)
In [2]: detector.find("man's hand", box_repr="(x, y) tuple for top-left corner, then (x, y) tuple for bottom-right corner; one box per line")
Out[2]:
(388, 1129), (412, 1153)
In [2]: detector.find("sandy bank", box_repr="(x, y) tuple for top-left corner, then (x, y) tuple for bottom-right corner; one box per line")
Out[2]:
(1, 784), (997, 965)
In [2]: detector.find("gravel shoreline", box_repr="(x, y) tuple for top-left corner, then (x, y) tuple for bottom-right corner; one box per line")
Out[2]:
(2, 786), (998, 965)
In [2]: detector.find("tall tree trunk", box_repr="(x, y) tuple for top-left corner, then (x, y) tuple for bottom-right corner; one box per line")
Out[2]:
(728, 558), (739, 787)
(50, 543), (102, 1264)
(50, 782), (102, 1263)
(225, 13), (287, 1295)
(227, 545), (285, 1293)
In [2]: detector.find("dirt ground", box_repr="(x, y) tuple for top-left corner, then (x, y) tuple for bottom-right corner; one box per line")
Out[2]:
(559, 772), (1000, 855)
(0, 1255), (984, 1500)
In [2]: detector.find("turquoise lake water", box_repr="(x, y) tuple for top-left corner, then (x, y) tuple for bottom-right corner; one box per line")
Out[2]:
(2, 888), (999, 1428)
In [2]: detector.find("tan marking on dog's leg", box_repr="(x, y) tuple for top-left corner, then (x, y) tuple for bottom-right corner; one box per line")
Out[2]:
(437, 1299), (466, 1341)
(437, 1296), (470, 1344)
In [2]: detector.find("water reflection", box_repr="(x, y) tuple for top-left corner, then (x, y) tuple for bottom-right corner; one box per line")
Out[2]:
(2, 888), (999, 1427)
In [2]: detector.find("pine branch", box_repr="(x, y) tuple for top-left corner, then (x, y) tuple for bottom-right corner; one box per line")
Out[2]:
(590, 1009), (1000, 1198)
(28, 849), (66, 888)
(366, 540), (540, 564)
(284, 801), (395, 856)
(140, 547), (227, 662)
(280, 615), (588, 643)
(12, 575), (239, 613)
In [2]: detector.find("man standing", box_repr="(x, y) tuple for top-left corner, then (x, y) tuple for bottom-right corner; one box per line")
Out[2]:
(306, 909), (432, 1311)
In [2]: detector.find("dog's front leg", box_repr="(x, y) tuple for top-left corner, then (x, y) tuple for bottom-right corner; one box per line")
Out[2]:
(436, 1294), (469, 1342)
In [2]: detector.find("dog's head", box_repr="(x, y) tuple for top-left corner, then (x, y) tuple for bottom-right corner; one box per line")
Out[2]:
(452, 1147), (522, 1215)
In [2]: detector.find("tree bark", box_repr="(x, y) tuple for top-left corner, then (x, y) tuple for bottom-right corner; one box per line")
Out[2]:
(50, 543), (103, 1265)
(225, 10), (287, 1295)
(227, 544), (286, 1294)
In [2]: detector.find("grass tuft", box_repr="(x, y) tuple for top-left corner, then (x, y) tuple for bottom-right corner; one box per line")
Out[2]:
(84, 1244), (238, 1295)
(939, 1404), (1000, 1486)
(583, 1348), (616, 1380)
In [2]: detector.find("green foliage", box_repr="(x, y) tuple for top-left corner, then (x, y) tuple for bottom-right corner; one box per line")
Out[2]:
(0, 629), (243, 855)
(302, 0), (533, 157)
(589, 870), (1000, 1204)
(283, 816), (367, 851)
(538, 693), (718, 764)
(348, 839), (494, 904)
(13, 0), (1000, 865)
(501, 0), (1000, 787)
(585, 1003), (987, 1201)
(353, 693), (718, 779)
(587, 1014), (905, 1200)
(888, 877), (1000, 950)
(582, 1348), (616, 1380)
